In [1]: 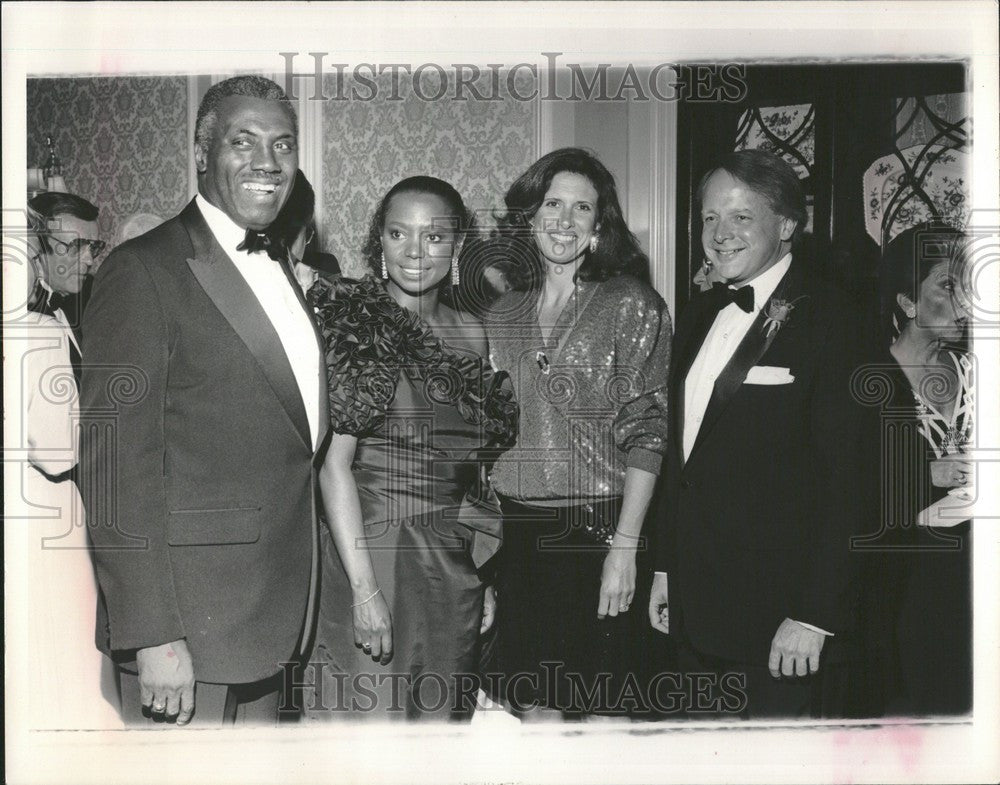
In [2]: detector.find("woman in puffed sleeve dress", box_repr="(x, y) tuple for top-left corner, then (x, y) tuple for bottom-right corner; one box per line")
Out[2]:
(303, 177), (516, 722)
(484, 149), (672, 719)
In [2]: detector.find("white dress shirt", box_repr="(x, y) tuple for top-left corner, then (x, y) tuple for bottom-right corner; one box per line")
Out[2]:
(196, 195), (322, 450)
(683, 253), (792, 460)
(675, 253), (830, 637)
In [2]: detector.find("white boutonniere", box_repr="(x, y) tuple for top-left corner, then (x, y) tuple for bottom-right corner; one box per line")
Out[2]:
(762, 296), (808, 338)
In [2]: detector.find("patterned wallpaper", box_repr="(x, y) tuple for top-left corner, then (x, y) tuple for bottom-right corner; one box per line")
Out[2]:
(320, 70), (538, 276)
(26, 73), (539, 277)
(26, 77), (191, 251)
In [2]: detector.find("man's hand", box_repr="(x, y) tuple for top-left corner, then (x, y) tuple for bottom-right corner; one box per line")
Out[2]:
(648, 572), (670, 634)
(480, 585), (497, 634)
(135, 639), (195, 724)
(768, 618), (825, 678)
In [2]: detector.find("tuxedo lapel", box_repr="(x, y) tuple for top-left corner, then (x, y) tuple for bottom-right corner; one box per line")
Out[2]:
(673, 291), (724, 467)
(687, 263), (803, 463)
(180, 202), (312, 449)
(275, 252), (332, 453)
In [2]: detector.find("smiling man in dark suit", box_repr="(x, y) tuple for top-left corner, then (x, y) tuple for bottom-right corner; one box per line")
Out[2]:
(648, 150), (876, 718)
(81, 76), (329, 726)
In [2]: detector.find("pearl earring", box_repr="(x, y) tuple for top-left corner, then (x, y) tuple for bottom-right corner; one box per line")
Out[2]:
(380, 251), (388, 279)
(589, 234), (598, 254)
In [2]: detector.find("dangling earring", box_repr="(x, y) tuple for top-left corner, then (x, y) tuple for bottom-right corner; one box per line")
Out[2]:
(451, 256), (460, 287)
(589, 234), (599, 254)
(380, 251), (388, 280)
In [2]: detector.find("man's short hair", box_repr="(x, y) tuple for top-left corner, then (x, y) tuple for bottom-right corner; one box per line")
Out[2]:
(194, 75), (297, 151)
(697, 149), (808, 242)
(28, 191), (99, 222)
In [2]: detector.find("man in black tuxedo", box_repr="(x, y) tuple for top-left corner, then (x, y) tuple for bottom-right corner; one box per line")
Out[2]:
(648, 150), (876, 718)
(81, 76), (329, 726)
(27, 191), (103, 381)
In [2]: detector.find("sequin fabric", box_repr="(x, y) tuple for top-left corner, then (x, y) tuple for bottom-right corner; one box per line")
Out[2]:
(484, 275), (671, 502)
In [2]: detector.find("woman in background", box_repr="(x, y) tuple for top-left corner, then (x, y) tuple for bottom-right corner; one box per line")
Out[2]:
(484, 148), (671, 719)
(273, 170), (341, 293)
(304, 176), (516, 721)
(871, 223), (973, 716)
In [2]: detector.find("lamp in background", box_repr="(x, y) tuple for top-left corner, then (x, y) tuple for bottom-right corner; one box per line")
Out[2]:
(42, 135), (67, 193)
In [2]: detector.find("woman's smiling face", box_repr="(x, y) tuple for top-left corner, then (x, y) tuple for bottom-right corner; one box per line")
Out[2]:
(532, 171), (599, 267)
(381, 191), (458, 297)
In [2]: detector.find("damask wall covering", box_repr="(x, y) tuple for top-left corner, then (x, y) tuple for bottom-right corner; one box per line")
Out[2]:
(27, 77), (191, 251)
(27, 73), (539, 277)
(320, 70), (538, 276)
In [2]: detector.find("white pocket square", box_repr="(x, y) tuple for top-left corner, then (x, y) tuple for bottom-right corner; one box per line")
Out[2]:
(744, 365), (795, 385)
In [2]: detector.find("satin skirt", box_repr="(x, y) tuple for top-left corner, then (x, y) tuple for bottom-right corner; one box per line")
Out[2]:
(303, 508), (484, 722)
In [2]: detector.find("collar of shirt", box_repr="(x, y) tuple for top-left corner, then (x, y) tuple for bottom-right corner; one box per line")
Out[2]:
(728, 252), (792, 313)
(195, 194), (260, 265)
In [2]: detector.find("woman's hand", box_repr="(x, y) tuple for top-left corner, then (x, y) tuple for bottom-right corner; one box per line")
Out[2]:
(930, 455), (972, 488)
(480, 585), (497, 634)
(352, 588), (393, 664)
(598, 546), (637, 619)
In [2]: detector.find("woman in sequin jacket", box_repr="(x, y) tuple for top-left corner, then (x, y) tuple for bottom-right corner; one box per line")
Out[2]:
(484, 148), (672, 719)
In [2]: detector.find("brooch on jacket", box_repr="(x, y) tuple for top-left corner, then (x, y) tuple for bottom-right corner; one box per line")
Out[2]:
(536, 350), (551, 374)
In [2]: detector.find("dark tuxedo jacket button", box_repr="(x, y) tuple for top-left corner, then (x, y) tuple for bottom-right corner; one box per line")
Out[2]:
(681, 479), (694, 489)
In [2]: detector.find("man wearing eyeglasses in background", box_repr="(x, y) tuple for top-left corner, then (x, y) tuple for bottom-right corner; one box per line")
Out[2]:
(27, 191), (104, 380)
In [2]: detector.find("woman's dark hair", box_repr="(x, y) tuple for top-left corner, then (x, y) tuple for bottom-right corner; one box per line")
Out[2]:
(878, 221), (965, 345)
(696, 149), (808, 244)
(452, 233), (534, 318)
(497, 147), (649, 289)
(273, 169), (315, 247)
(361, 176), (472, 279)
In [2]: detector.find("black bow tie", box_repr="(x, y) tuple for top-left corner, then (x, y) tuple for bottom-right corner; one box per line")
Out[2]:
(711, 282), (755, 313)
(29, 284), (67, 318)
(236, 228), (287, 263)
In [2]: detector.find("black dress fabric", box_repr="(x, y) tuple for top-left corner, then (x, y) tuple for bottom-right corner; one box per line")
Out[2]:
(302, 276), (517, 721)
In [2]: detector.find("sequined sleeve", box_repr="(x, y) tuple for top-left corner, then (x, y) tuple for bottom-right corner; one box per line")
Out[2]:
(609, 278), (672, 474)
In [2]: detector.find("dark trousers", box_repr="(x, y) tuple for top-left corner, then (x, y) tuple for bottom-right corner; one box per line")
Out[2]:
(118, 669), (283, 727)
(677, 637), (819, 720)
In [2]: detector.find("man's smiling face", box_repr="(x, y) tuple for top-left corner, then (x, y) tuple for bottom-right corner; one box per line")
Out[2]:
(700, 169), (796, 286)
(196, 95), (298, 230)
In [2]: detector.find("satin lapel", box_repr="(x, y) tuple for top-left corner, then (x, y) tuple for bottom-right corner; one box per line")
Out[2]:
(275, 255), (332, 453)
(180, 202), (312, 449)
(672, 291), (723, 468)
(688, 264), (802, 463)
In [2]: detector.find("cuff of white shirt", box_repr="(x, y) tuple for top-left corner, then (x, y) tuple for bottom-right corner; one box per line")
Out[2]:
(792, 619), (834, 636)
